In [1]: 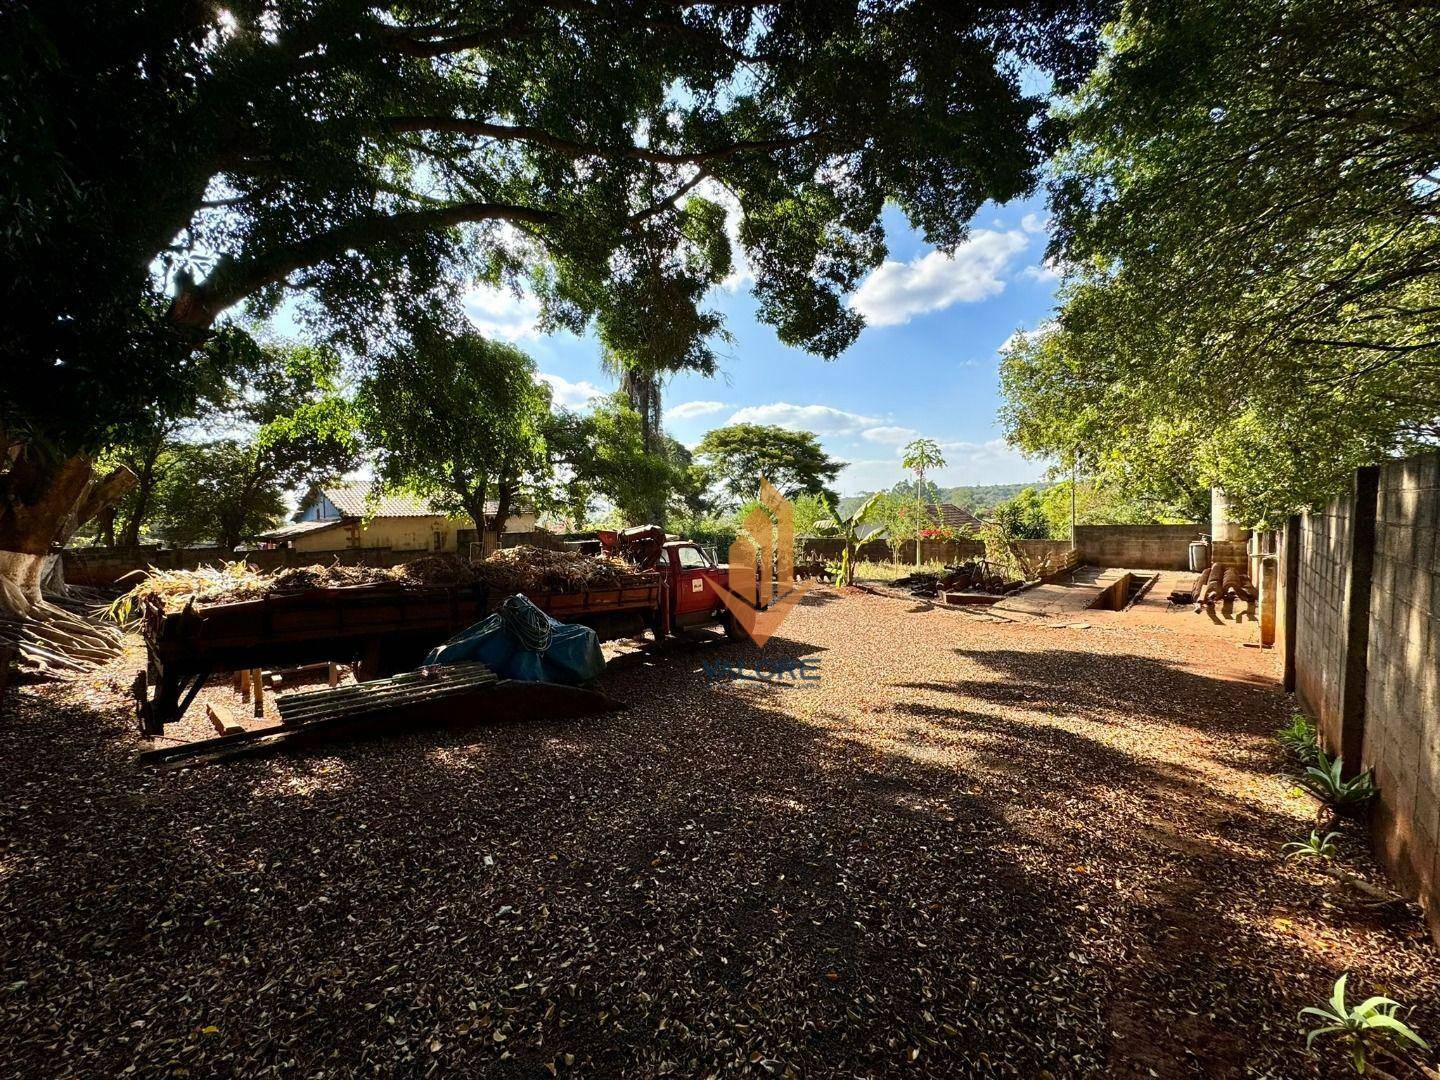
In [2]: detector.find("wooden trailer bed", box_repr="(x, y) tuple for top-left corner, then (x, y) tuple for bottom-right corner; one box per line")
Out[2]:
(135, 576), (662, 735)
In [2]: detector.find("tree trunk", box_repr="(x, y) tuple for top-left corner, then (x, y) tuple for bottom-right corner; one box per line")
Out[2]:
(460, 483), (489, 560)
(119, 436), (163, 547)
(619, 369), (668, 526)
(0, 452), (131, 677)
(490, 478), (518, 555)
(0, 452), (96, 609)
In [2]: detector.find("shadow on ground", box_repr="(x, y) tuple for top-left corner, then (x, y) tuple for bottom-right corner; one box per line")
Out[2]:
(0, 599), (1434, 1078)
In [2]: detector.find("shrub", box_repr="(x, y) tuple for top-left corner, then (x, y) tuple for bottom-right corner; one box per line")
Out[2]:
(1278, 713), (1321, 765)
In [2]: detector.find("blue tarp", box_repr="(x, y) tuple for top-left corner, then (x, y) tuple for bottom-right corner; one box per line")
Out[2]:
(423, 594), (606, 686)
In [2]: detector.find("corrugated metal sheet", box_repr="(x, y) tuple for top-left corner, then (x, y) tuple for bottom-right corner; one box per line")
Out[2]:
(256, 519), (347, 541)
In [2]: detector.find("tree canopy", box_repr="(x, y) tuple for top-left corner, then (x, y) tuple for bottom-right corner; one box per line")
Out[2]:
(696, 424), (842, 506)
(1002, 0), (1440, 525)
(358, 325), (550, 543)
(144, 341), (358, 548)
(2, 0), (1108, 465)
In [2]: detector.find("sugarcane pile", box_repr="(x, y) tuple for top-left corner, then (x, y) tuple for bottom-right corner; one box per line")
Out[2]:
(115, 548), (654, 617)
(1191, 562), (1257, 607)
(468, 548), (653, 594)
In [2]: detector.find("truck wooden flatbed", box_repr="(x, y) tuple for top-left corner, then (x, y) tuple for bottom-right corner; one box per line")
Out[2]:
(135, 575), (662, 735)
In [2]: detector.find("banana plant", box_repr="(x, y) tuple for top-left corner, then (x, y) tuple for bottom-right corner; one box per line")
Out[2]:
(1301, 974), (1431, 1075)
(827, 493), (885, 587)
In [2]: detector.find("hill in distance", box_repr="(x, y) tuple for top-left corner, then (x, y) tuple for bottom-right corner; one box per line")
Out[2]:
(836, 481), (1049, 521)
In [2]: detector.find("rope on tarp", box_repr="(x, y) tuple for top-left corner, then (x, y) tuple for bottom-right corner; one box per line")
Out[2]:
(500, 594), (553, 652)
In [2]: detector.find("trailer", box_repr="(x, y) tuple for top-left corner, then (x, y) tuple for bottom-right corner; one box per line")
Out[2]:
(134, 575), (661, 735)
(133, 532), (746, 737)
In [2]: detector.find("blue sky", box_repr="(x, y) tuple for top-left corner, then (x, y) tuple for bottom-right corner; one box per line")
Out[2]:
(465, 194), (1061, 496)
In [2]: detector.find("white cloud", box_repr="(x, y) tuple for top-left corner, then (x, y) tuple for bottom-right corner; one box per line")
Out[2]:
(848, 228), (1030, 327)
(860, 425), (920, 446)
(668, 400), (727, 421)
(1020, 212), (1049, 235)
(998, 320), (1057, 356)
(538, 373), (605, 408)
(726, 402), (881, 436)
(465, 285), (542, 340)
(1021, 258), (1063, 283)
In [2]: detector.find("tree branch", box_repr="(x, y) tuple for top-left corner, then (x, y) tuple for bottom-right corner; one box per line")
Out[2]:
(167, 201), (557, 333)
(383, 116), (821, 166)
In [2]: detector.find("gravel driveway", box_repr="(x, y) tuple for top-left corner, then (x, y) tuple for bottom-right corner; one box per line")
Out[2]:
(1, 587), (1436, 1077)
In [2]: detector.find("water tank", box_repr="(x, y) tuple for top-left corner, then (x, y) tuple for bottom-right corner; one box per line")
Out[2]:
(1188, 540), (1211, 573)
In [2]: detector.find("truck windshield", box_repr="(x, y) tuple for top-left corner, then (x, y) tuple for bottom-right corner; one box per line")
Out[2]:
(676, 546), (710, 569)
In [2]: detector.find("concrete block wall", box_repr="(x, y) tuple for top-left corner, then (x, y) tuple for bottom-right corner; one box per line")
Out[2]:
(1288, 449), (1440, 941)
(1364, 455), (1440, 921)
(1072, 524), (1205, 570)
(1294, 496), (1355, 751)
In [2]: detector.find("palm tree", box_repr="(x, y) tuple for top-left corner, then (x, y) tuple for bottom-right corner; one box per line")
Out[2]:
(900, 438), (947, 565)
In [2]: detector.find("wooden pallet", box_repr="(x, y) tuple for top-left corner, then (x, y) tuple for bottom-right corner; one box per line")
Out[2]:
(137, 663), (624, 769)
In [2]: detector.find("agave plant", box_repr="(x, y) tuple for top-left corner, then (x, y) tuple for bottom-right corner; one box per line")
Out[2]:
(1278, 713), (1321, 765)
(1301, 974), (1431, 1074)
(1301, 752), (1377, 813)
(1284, 830), (1342, 862)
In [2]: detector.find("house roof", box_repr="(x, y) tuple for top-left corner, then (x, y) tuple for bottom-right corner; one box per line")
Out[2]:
(296, 482), (535, 522)
(929, 502), (984, 532)
(256, 518), (346, 542)
(319, 482), (440, 518)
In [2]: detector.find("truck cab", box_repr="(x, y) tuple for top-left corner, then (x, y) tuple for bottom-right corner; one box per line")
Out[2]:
(663, 540), (733, 633)
(596, 526), (743, 640)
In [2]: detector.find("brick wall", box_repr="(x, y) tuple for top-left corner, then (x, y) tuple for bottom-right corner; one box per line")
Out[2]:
(1364, 456), (1440, 916)
(1072, 524), (1206, 570)
(1295, 496), (1355, 750)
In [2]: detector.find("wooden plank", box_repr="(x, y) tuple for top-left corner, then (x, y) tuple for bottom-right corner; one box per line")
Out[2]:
(277, 673), (498, 725)
(250, 667), (264, 718)
(206, 702), (244, 736)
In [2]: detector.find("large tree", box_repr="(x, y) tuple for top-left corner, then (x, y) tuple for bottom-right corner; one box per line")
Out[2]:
(697, 423), (842, 505)
(1004, 0), (1440, 524)
(359, 325), (550, 551)
(148, 342), (360, 549)
(0, 0), (1108, 624)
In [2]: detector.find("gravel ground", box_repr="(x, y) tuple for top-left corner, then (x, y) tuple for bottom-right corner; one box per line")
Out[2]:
(1, 586), (1436, 1077)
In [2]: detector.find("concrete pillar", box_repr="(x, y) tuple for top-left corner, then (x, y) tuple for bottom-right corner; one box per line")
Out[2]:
(1338, 466), (1380, 774)
(1282, 515), (1301, 692)
(1259, 555), (1278, 648)
(1210, 487), (1244, 543)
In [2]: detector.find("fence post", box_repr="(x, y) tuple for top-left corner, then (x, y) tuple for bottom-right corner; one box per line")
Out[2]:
(1338, 466), (1380, 774)
(1282, 514), (1301, 692)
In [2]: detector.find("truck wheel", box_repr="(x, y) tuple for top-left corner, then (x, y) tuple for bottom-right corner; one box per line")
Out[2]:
(722, 611), (749, 642)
